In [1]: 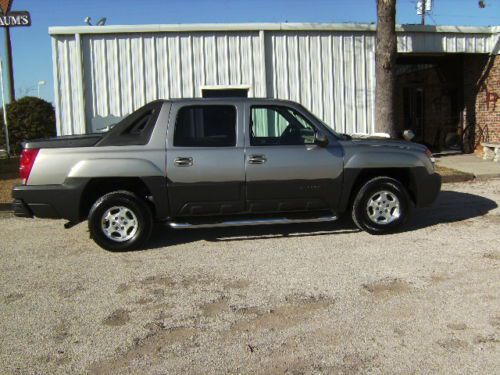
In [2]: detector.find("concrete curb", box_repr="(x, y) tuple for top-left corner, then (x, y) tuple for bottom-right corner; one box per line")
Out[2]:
(473, 174), (500, 181)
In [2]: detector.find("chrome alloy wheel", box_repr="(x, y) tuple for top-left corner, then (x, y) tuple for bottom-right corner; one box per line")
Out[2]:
(101, 206), (138, 242)
(366, 190), (401, 225)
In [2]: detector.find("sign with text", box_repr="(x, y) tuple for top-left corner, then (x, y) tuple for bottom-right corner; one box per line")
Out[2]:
(0, 0), (31, 27)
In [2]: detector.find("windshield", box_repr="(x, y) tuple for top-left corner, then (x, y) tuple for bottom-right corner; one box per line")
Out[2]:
(297, 105), (351, 140)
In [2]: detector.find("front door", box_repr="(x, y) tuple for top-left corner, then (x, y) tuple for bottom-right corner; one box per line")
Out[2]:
(245, 104), (343, 213)
(166, 103), (245, 216)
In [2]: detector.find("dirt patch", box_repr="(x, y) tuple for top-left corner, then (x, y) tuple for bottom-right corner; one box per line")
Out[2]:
(0, 176), (18, 205)
(39, 349), (71, 366)
(447, 323), (468, 331)
(58, 284), (85, 299)
(231, 295), (333, 333)
(430, 273), (449, 284)
(483, 251), (500, 261)
(115, 283), (131, 294)
(200, 297), (230, 318)
(102, 309), (130, 327)
(53, 320), (71, 343)
(474, 334), (499, 344)
(88, 326), (197, 375)
(363, 278), (412, 299)
(223, 279), (251, 290)
(4, 292), (24, 304)
(437, 338), (469, 350)
(490, 315), (500, 327)
(140, 275), (175, 287)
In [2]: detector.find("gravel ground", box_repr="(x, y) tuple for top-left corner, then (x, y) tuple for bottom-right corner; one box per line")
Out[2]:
(0, 179), (499, 375)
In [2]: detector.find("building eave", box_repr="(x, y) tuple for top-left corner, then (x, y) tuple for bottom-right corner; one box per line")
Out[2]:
(48, 22), (498, 36)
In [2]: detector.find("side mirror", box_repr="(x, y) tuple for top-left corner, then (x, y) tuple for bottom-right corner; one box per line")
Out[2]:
(314, 131), (329, 147)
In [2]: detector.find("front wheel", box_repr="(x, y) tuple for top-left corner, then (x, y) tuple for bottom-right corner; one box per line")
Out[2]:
(351, 177), (412, 235)
(88, 191), (153, 251)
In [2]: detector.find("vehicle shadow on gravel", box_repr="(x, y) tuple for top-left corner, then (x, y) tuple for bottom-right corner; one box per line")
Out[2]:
(144, 190), (496, 250)
(402, 190), (498, 232)
(147, 221), (359, 249)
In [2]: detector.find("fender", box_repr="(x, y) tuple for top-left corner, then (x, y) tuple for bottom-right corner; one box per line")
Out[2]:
(68, 158), (164, 178)
(338, 151), (432, 213)
(344, 151), (427, 170)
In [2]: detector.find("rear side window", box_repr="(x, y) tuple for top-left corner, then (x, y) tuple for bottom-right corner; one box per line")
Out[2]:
(174, 105), (236, 147)
(96, 101), (163, 147)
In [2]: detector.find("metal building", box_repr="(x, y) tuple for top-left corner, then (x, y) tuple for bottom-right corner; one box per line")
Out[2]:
(49, 23), (499, 137)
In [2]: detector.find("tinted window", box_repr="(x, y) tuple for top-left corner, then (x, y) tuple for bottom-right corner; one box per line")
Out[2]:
(174, 105), (236, 147)
(250, 106), (316, 146)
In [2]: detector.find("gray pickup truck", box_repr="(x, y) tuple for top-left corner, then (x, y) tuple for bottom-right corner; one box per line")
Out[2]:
(12, 98), (441, 251)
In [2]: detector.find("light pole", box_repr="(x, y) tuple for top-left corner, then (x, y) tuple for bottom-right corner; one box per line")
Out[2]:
(37, 80), (46, 98)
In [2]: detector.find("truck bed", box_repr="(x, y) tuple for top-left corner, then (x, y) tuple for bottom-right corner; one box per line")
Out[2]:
(22, 134), (103, 149)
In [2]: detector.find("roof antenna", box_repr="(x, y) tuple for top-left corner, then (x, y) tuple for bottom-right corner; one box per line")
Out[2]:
(96, 17), (107, 26)
(84, 16), (92, 25)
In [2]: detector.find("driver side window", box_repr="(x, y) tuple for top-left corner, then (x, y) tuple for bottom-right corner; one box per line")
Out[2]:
(250, 106), (316, 146)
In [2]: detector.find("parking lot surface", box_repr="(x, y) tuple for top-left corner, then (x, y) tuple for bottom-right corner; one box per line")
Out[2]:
(1, 179), (499, 374)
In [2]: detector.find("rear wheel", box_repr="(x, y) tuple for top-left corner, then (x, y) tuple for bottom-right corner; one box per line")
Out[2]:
(88, 190), (153, 251)
(352, 177), (412, 235)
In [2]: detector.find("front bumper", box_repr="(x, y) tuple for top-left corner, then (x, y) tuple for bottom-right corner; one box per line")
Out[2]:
(410, 169), (442, 207)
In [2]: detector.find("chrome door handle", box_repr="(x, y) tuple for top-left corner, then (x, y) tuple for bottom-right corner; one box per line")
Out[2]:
(174, 157), (193, 167)
(248, 155), (267, 164)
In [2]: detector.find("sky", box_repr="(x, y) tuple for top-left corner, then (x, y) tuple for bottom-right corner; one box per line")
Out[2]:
(2, 0), (499, 104)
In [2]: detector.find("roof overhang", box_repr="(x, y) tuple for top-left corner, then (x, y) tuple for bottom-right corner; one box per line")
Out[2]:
(48, 22), (499, 36)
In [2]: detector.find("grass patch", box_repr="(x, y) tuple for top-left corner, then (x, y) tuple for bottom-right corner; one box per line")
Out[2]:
(435, 164), (474, 183)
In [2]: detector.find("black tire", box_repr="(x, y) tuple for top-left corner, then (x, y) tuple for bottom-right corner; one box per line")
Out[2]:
(88, 190), (153, 251)
(351, 177), (412, 235)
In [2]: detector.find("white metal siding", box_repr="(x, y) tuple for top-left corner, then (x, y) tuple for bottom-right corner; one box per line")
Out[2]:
(50, 23), (499, 135)
(268, 31), (375, 134)
(52, 36), (86, 135)
(397, 32), (493, 54)
(79, 32), (264, 132)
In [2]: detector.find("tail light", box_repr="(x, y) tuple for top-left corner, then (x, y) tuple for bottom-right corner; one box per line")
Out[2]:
(19, 148), (39, 185)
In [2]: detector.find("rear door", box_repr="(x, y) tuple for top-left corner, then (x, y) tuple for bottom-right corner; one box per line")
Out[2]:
(166, 102), (245, 216)
(245, 103), (344, 213)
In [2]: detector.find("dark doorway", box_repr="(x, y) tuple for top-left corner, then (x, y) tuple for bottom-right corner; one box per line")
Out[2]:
(396, 55), (467, 152)
(403, 87), (425, 141)
(202, 88), (249, 98)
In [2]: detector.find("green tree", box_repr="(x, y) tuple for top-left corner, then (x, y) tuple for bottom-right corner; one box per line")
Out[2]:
(0, 96), (56, 155)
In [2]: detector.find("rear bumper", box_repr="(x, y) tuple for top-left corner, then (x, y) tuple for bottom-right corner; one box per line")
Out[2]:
(12, 199), (33, 218)
(11, 182), (86, 222)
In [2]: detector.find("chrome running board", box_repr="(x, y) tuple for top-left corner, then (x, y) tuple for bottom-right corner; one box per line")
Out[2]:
(168, 215), (337, 229)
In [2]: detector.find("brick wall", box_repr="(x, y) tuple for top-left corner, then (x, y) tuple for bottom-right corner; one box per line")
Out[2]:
(463, 55), (500, 150)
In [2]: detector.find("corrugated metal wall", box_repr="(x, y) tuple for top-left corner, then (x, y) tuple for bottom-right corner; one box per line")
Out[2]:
(268, 31), (375, 134)
(80, 32), (265, 132)
(51, 25), (499, 135)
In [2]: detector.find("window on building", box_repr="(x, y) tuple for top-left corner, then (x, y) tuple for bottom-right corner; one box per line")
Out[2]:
(174, 105), (237, 147)
(250, 106), (316, 146)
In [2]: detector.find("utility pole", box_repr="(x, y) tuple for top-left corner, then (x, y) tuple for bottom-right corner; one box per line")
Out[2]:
(421, 0), (426, 25)
(0, 58), (10, 156)
(3, 27), (15, 102)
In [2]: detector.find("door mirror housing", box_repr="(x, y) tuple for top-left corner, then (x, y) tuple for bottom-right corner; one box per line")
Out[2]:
(314, 131), (329, 147)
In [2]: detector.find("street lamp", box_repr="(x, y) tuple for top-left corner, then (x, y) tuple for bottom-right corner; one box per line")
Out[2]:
(37, 80), (46, 98)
